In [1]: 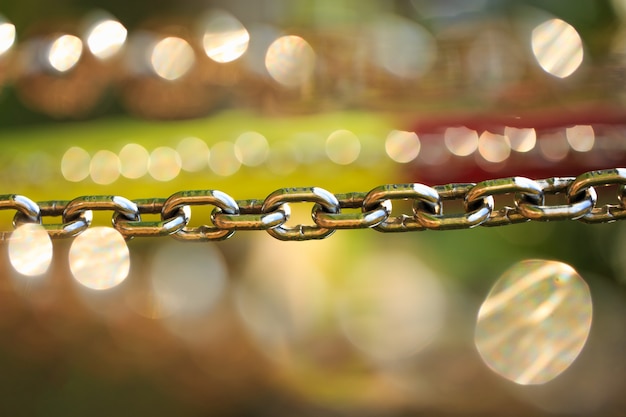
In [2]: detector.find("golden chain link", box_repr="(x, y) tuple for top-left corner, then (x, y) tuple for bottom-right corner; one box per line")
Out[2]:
(2, 168), (626, 242)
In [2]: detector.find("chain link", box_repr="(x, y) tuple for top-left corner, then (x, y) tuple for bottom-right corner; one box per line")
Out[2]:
(4, 168), (626, 242)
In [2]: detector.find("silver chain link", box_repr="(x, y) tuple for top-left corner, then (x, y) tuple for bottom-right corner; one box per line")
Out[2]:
(3, 168), (626, 242)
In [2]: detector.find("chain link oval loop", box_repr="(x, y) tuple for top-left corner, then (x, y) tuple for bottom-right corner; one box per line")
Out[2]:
(466, 177), (544, 226)
(0, 194), (40, 223)
(567, 168), (626, 223)
(414, 184), (494, 230)
(113, 198), (190, 238)
(212, 199), (290, 230)
(312, 192), (392, 229)
(14, 200), (93, 238)
(261, 187), (339, 241)
(63, 195), (139, 224)
(516, 177), (597, 221)
(362, 183), (440, 232)
(162, 190), (239, 241)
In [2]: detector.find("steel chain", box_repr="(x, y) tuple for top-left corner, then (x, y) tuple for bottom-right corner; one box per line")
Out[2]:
(3, 168), (626, 242)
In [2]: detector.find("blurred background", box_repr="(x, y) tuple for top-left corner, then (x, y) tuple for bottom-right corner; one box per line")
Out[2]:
(0, 0), (624, 416)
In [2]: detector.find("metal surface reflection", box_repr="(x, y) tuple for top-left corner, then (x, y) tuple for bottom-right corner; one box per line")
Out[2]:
(475, 260), (593, 385)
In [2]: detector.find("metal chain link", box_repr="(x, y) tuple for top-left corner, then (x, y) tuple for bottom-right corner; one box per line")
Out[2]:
(3, 168), (626, 242)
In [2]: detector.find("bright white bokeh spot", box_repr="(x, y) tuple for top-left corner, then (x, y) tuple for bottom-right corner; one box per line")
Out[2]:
(69, 227), (130, 290)
(61, 146), (91, 182)
(475, 260), (593, 385)
(370, 14), (436, 78)
(0, 21), (16, 56)
(86, 19), (127, 59)
(566, 125), (595, 152)
(118, 143), (149, 179)
(234, 131), (269, 167)
(177, 137), (209, 172)
(505, 127), (537, 152)
(337, 253), (446, 361)
(148, 147), (181, 182)
(9, 223), (53, 276)
(539, 132), (570, 162)
(48, 34), (83, 72)
(326, 129), (361, 165)
(265, 35), (316, 87)
(478, 131), (511, 163)
(202, 10), (250, 63)
(444, 126), (479, 156)
(385, 130), (420, 163)
(531, 19), (584, 79)
(90, 150), (120, 185)
(150, 36), (195, 81)
(150, 241), (227, 318)
(209, 141), (241, 176)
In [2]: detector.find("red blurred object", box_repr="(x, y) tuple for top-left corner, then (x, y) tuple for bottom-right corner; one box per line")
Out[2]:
(406, 105), (626, 184)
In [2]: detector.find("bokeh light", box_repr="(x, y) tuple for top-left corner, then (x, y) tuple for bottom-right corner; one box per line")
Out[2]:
(8, 223), (53, 276)
(234, 237), (330, 356)
(467, 30), (523, 89)
(61, 146), (91, 182)
(385, 130), (420, 163)
(201, 10), (250, 63)
(531, 19), (584, 79)
(90, 150), (120, 185)
(444, 126), (479, 157)
(0, 18), (16, 56)
(370, 14), (436, 79)
(505, 127), (536, 153)
(337, 252), (446, 361)
(150, 36), (195, 81)
(176, 137), (209, 172)
(265, 35), (316, 87)
(150, 241), (227, 318)
(209, 141), (241, 176)
(538, 131), (569, 162)
(47, 34), (83, 72)
(566, 125), (595, 152)
(325, 129), (361, 165)
(478, 131), (511, 163)
(475, 260), (592, 385)
(86, 18), (127, 60)
(148, 146), (181, 181)
(118, 143), (149, 179)
(234, 131), (269, 167)
(69, 227), (130, 290)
